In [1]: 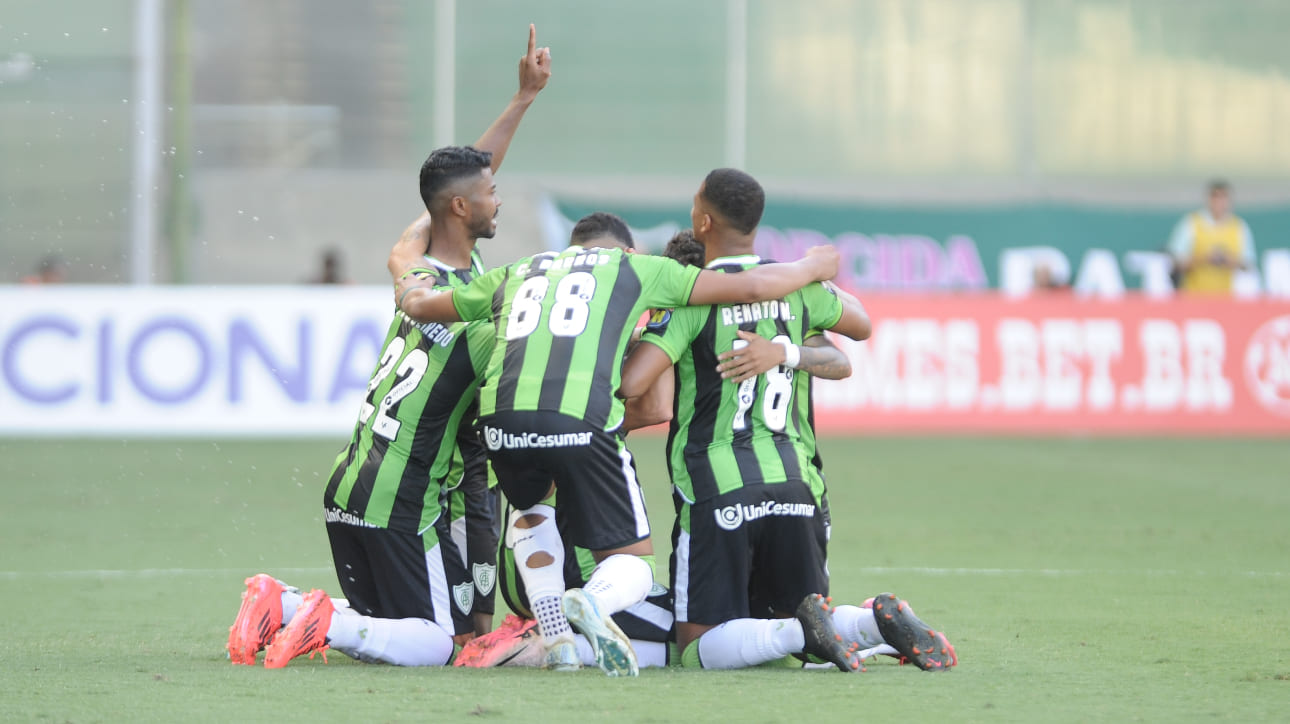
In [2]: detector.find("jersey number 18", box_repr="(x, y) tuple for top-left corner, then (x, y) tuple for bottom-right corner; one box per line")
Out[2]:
(730, 335), (795, 432)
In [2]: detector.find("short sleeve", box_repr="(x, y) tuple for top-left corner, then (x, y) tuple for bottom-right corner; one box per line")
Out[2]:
(799, 282), (844, 332)
(1239, 219), (1256, 265)
(452, 267), (507, 322)
(641, 305), (706, 363)
(628, 254), (702, 309)
(1167, 215), (1194, 259)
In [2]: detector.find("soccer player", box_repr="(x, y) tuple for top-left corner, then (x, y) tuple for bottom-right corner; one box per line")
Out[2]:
(396, 205), (839, 676)
(618, 168), (956, 672)
(226, 25), (552, 668)
(434, 213), (673, 670)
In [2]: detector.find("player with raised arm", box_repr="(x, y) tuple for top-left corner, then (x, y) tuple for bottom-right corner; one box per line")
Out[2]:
(225, 25), (551, 669)
(618, 168), (956, 672)
(396, 204), (839, 676)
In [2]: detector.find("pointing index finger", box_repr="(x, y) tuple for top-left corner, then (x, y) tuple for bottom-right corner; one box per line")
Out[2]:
(528, 24), (536, 57)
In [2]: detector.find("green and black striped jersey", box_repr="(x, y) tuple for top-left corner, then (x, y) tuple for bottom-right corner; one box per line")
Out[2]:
(325, 254), (493, 534)
(452, 246), (702, 431)
(641, 255), (843, 505)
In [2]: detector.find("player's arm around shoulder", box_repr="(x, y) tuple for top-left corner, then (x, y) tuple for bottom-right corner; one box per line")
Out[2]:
(388, 212), (433, 280)
(688, 246), (839, 305)
(821, 281), (871, 341)
(396, 265), (506, 324)
(398, 285), (461, 324)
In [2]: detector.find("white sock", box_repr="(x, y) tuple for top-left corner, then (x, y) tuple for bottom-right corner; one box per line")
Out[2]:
(696, 618), (805, 669)
(280, 588), (303, 626)
(506, 504), (570, 642)
(573, 634), (667, 668)
(326, 610), (453, 666)
(832, 604), (887, 648)
(583, 554), (652, 616)
(278, 591), (344, 627)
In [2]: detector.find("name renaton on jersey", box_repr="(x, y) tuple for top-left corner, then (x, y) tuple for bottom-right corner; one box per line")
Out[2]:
(720, 300), (794, 327)
(714, 500), (816, 531)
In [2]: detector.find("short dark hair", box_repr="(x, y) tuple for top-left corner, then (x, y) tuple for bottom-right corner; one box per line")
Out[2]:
(663, 229), (705, 268)
(419, 146), (493, 211)
(1208, 179), (1231, 195)
(570, 212), (634, 249)
(700, 168), (765, 235)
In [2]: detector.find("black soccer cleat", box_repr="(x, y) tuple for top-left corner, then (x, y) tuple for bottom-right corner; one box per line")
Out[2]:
(871, 592), (957, 671)
(795, 593), (863, 673)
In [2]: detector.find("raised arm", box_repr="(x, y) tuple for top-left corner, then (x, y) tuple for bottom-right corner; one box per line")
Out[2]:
(687, 246), (839, 305)
(475, 23), (551, 173)
(387, 24), (551, 281)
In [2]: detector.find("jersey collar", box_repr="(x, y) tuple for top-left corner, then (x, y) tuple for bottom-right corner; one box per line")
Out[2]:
(423, 255), (459, 272)
(706, 254), (760, 268)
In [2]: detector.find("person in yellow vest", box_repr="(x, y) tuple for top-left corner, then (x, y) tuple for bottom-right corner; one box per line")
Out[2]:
(1168, 180), (1256, 294)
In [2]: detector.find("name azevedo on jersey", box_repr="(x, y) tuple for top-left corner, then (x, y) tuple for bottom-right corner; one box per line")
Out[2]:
(398, 313), (457, 348)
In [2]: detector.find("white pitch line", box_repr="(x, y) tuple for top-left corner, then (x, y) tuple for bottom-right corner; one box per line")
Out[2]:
(854, 566), (1287, 578)
(0, 566), (1284, 581)
(0, 566), (334, 581)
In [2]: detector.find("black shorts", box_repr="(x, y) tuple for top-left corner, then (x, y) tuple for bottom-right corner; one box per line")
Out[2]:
(670, 481), (829, 626)
(496, 499), (674, 644)
(480, 411), (650, 552)
(324, 507), (473, 637)
(444, 421), (501, 617)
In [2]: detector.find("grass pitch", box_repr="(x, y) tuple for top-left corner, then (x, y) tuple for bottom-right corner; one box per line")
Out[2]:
(2, 435), (1287, 723)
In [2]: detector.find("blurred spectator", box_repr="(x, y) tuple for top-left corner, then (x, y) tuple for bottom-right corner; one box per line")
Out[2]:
(310, 248), (350, 284)
(1167, 180), (1255, 294)
(21, 254), (68, 284)
(1032, 262), (1071, 294)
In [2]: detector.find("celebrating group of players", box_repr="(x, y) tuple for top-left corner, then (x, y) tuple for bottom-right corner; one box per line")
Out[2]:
(225, 25), (956, 676)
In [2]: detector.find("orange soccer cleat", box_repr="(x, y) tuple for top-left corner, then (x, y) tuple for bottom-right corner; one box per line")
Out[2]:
(454, 614), (544, 668)
(263, 589), (334, 668)
(227, 574), (286, 665)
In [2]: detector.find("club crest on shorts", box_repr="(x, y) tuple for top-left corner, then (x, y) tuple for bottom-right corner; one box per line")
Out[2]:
(453, 581), (475, 614)
(473, 563), (496, 596)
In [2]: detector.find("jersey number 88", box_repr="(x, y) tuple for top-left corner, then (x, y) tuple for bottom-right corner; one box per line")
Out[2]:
(505, 272), (597, 340)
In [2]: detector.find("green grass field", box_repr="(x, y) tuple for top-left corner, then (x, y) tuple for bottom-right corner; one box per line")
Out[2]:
(3, 436), (1287, 723)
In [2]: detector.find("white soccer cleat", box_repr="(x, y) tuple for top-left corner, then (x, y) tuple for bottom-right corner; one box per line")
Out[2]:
(561, 588), (639, 677)
(540, 635), (581, 672)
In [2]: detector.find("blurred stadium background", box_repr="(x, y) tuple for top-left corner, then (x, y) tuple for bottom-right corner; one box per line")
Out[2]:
(3, 0), (1289, 438)
(6, 0), (1290, 283)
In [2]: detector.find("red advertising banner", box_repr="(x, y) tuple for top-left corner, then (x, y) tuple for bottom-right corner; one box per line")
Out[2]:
(813, 295), (1290, 434)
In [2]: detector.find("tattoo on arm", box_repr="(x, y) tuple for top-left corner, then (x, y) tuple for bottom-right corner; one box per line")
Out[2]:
(797, 336), (851, 380)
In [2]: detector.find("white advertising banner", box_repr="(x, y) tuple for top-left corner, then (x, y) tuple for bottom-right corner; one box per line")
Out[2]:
(0, 286), (391, 436)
